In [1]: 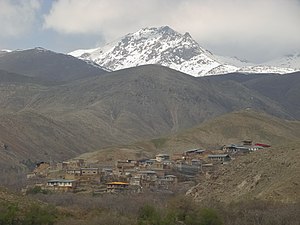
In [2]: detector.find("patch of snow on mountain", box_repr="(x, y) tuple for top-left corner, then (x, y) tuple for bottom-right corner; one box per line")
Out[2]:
(265, 53), (300, 70)
(214, 55), (253, 67)
(69, 48), (99, 58)
(238, 66), (296, 74)
(0, 49), (12, 53)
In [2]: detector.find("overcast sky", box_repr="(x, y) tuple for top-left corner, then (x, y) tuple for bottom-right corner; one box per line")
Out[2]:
(0, 0), (300, 63)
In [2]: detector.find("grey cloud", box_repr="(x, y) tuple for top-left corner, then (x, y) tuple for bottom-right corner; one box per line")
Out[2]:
(0, 0), (41, 38)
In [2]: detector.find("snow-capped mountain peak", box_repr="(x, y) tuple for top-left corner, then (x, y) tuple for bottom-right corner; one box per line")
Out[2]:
(69, 26), (238, 76)
(69, 26), (298, 76)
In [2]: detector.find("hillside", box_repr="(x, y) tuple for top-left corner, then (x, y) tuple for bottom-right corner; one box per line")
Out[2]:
(243, 72), (300, 119)
(0, 111), (102, 188)
(187, 140), (300, 203)
(166, 109), (300, 150)
(73, 110), (300, 204)
(203, 71), (300, 119)
(0, 69), (48, 85)
(25, 65), (292, 147)
(75, 110), (300, 163)
(0, 111), (95, 161)
(0, 187), (34, 206)
(0, 48), (106, 82)
(0, 65), (299, 182)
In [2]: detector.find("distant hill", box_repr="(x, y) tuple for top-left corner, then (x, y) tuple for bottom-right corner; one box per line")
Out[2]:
(203, 72), (300, 119)
(0, 48), (106, 82)
(243, 72), (300, 119)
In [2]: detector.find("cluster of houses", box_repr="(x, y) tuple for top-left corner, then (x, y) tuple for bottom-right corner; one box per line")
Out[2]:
(26, 140), (270, 194)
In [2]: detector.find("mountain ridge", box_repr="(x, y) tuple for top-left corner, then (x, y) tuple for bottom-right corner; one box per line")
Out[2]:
(0, 65), (296, 168)
(0, 48), (107, 82)
(69, 26), (298, 76)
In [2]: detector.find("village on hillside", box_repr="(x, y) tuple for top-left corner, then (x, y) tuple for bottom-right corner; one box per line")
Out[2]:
(25, 140), (270, 194)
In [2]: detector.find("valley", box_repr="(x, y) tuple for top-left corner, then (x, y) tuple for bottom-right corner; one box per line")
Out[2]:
(0, 24), (299, 225)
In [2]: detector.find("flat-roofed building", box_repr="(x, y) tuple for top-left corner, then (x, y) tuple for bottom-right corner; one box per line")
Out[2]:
(106, 182), (129, 193)
(46, 179), (77, 192)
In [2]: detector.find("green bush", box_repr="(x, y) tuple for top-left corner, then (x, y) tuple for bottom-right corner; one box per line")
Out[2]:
(198, 208), (223, 225)
(23, 205), (57, 225)
(0, 203), (19, 225)
(138, 204), (161, 225)
(136, 200), (224, 225)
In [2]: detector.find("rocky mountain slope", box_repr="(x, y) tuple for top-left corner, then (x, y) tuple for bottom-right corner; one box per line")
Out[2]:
(187, 140), (300, 203)
(70, 26), (297, 76)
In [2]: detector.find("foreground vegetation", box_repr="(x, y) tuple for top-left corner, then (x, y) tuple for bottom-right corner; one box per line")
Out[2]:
(0, 204), (56, 225)
(2, 192), (296, 225)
